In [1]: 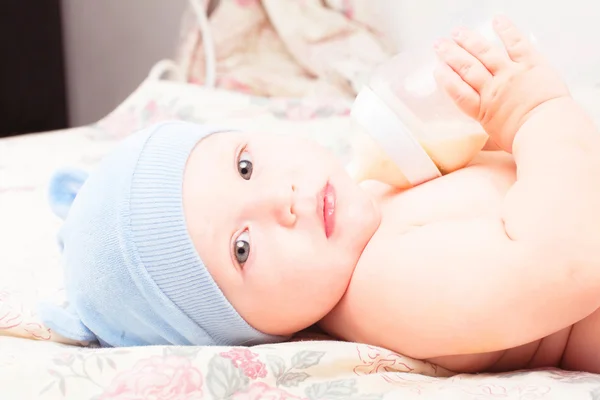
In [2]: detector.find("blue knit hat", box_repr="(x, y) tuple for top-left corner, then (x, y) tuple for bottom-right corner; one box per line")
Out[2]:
(38, 121), (287, 347)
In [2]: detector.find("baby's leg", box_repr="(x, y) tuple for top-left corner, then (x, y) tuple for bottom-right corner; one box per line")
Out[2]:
(435, 17), (600, 373)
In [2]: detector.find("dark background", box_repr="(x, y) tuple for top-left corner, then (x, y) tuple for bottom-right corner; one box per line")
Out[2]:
(0, 0), (68, 137)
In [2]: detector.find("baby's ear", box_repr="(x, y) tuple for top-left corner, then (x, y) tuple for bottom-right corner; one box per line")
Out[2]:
(48, 167), (89, 220)
(37, 300), (97, 343)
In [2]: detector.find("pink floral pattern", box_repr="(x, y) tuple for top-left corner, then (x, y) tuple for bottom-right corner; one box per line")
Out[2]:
(23, 322), (52, 340)
(221, 348), (268, 380)
(0, 303), (23, 330)
(100, 356), (203, 400)
(231, 382), (307, 400)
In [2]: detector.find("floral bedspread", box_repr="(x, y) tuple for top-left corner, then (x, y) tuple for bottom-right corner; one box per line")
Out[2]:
(2, 76), (600, 399)
(4, 336), (600, 400)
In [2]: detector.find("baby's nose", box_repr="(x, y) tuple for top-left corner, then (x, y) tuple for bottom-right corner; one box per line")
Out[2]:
(271, 185), (296, 227)
(250, 185), (296, 227)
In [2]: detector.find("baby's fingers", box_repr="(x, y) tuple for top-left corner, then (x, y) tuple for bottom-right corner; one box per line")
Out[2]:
(451, 27), (511, 75)
(435, 38), (491, 93)
(434, 62), (481, 120)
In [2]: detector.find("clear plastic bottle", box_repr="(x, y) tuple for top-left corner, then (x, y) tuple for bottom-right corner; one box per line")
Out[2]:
(341, 19), (525, 189)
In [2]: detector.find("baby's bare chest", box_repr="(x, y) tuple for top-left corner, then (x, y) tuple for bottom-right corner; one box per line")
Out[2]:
(377, 151), (517, 229)
(428, 328), (571, 373)
(322, 153), (575, 372)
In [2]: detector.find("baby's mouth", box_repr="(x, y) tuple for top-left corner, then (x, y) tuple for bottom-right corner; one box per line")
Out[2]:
(320, 182), (336, 238)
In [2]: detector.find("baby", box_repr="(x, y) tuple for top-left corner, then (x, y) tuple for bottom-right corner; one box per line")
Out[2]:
(40, 17), (600, 374)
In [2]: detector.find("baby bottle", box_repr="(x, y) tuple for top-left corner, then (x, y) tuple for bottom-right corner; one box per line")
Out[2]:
(340, 19), (528, 189)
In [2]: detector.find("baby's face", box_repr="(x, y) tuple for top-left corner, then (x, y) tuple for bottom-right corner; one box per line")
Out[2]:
(183, 131), (380, 336)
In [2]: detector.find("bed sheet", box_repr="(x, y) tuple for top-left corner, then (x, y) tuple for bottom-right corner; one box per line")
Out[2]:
(2, 76), (600, 399)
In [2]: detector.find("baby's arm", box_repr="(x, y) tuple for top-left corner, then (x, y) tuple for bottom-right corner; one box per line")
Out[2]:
(427, 18), (600, 354)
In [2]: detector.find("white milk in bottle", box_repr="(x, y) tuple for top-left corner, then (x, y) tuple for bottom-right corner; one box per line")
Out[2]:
(340, 20), (533, 189)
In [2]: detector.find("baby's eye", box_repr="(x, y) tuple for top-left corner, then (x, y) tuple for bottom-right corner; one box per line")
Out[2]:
(234, 231), (250, 266)
(238, 150), (253, 180)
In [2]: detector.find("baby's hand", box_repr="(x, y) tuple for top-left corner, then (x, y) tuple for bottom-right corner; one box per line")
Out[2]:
(433, 15), (570, 152)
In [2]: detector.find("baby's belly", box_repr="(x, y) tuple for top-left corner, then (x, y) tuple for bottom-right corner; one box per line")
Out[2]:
(428, 327), (571, 373)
